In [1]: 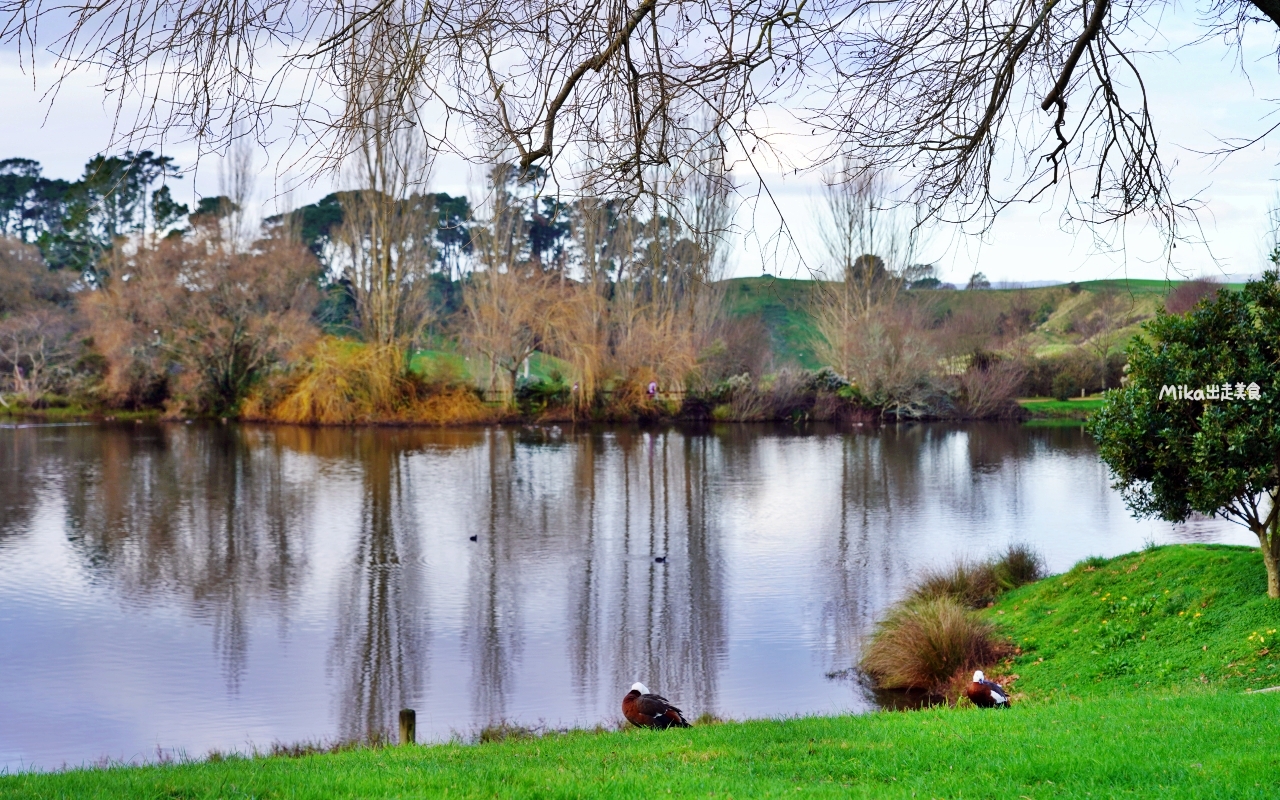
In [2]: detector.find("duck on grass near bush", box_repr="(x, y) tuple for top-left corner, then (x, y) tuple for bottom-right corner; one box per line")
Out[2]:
(860, 544), (1044, 706)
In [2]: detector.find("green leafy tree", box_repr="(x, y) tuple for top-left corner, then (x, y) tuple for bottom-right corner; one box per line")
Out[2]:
(1089, 271), (1280, 598)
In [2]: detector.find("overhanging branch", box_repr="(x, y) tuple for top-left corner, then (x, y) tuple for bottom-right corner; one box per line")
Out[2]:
(1041, 0), (1110, 111)
(518, 0), (658, 169)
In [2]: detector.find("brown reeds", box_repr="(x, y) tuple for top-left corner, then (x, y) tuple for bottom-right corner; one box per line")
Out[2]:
(860, 545), (1042, 697)
(908, 544), (1046, 609)
(860, 596), (1012, 694)
(242, 338), (492, 426)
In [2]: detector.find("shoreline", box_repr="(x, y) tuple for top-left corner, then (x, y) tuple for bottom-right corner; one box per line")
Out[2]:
(3, 544), (1277, 796)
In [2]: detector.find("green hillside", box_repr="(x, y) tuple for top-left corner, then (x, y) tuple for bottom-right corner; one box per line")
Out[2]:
(720, 276), (1239, 368)
(720, 276), (823, 368)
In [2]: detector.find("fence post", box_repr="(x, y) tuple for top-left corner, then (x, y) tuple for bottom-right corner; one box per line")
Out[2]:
(399, 708), (416, 745)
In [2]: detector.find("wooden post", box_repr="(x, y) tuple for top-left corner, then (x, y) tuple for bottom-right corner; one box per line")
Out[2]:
(399, 708), (416, 745)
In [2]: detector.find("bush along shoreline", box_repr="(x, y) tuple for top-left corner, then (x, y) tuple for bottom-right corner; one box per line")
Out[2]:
(3, 362), (1030, 427)
(3, 544), (1279, 797)
(860, 544), (1045, 702)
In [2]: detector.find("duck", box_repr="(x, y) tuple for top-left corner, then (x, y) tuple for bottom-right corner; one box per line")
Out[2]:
(622, 683), (691, 729)
(966, 670), (1010, 708)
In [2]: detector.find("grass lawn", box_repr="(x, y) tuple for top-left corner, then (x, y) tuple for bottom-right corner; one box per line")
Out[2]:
(4, 546), (1279, 798)
(1, 691), (1276, 799)
(1018, 396), (1107, 419)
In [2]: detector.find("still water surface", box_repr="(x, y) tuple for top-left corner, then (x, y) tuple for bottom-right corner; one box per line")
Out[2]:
(0, 421), (1254, 770)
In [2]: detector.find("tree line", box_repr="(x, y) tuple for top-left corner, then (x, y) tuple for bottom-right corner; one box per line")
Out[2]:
(0, 143), (1146, 425)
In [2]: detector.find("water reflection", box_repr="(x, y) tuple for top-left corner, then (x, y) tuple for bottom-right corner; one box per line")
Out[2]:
(331, 432), (424, 742)
(60, 424), (312, 692)
(0, 421), (1254, 770)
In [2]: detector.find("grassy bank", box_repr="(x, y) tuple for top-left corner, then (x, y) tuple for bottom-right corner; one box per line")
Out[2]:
(4, 545), (1279, 798)
(987, 544), (1280, 699)
(2, 692), (1276, 798)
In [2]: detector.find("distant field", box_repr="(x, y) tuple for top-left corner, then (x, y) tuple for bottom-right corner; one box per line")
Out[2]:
(721, 276), (823, 368)
(417, 275), (1232, 385)
(1018, 396), (1107, 418)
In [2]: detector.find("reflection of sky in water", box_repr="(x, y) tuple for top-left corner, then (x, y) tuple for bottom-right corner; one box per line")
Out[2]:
(0, 422), (1255, 770)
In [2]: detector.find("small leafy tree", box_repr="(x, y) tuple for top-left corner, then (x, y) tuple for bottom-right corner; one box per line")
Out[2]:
(1089, 271), (1280, 598)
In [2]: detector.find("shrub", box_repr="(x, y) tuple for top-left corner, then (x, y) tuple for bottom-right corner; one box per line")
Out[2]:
(860, 596), (1011, 693)
(82, 232), (319, 414)
(1022, 349), (1124, 399)
(514, 375), (570, 415)
(953, 353), (1026, 419)
(1164, 279), (1221, 315)
(242, 338), (491, 425)
(908, 544), (1046, 608)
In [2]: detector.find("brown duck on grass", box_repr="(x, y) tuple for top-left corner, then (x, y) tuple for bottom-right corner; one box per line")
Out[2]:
(622, 683), (691, 729)
(966, 670), (1010, 708)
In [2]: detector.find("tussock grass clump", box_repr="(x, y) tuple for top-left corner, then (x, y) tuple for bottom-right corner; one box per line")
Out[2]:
(909, 544), (1046, 609)
(477, 722), (542, 744)
(861, 545), (1041, 695)
(861, 596), (1012, 694)
(266, 733), (389, 759)
(242, 338), (492, 426)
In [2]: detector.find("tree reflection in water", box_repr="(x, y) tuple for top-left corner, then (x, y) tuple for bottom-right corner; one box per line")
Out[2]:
(60, 423), (312, 692)
(0, 426), (45, 550)
(328, 430), (425, 743)
(461, 426), (726, 728)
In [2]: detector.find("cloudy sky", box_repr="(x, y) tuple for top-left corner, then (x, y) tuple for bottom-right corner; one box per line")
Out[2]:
(2, 7), (1279, 285)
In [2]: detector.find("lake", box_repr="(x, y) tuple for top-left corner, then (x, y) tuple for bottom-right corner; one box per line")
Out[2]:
(0, 421), (1253, 770)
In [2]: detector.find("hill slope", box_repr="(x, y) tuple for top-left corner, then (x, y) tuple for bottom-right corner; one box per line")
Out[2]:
(720, 276), (1238, 369)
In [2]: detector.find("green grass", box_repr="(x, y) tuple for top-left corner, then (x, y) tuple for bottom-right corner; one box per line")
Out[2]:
(721, 277), (823, 368)
(3, 692), (1276, 798)
(987, 544), (1280, 701)
(1017, 396), (1107, 419)
(409, 346), (574, 385)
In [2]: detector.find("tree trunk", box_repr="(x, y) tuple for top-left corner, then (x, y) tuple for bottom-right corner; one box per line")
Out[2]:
(507, 364), (520, 409)
(1259, 513), (1280, 599)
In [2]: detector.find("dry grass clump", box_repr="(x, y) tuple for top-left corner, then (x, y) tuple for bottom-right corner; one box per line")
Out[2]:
(860, 596), (1012, 694)
(265, 732), (390, 759)
(909, 544), (1046, 608)
(242, 337), (492, 425)
(477, 722), (543, 744)
(860, 545), (1042, 696)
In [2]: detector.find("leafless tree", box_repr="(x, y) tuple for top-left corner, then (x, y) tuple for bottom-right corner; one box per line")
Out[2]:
(219, 134), (258, 253)
(83, 227), (320, 413)
(332, 104), (438, 349)
(464, 167), (556, 403)
(812, 164), (925, 378)
(8, 0), (1278, 239)
(815, 161), (922, 318)
(0, 307), (79, 402)
(1077, 289), (1128, 389)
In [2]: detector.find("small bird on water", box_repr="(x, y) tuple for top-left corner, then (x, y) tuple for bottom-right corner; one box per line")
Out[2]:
(966, 670), (1010, 708)
(622, 683), (690, 729)
(469, 535), (478, 542)
(654, 556), (666, 563)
